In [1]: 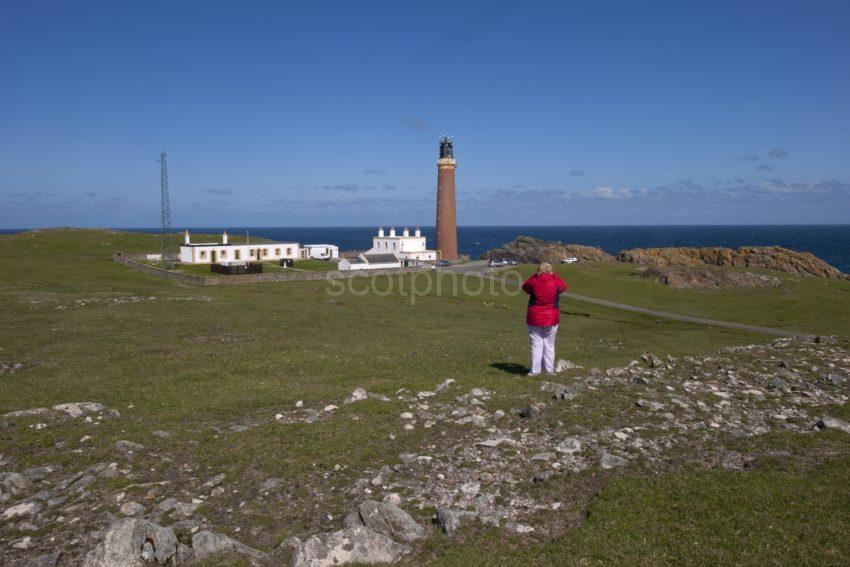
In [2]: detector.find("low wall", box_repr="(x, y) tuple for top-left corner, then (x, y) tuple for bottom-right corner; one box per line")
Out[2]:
(112, 252), (427, 286)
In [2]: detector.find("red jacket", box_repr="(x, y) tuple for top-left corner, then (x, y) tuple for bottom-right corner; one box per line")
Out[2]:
(522, 272), (568, 327)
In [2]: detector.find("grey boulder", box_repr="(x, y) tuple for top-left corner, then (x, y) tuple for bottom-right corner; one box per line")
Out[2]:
(283, 526), (409, 567)
(82, 518), (180, 566)
(353, 499), (426, 543)
(435, 508), (478, 535)
(192, 530), (272, 566)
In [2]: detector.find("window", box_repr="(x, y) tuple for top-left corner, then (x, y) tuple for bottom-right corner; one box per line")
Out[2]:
(200, 251), (207, 259)
(249, 249), (255, 256)
(275, 248), (281, 256)
(235, 250), (241, 260)
(220, 250), (227, 259)
(262, 248), (269, 257)
(286, 247), (292, 256)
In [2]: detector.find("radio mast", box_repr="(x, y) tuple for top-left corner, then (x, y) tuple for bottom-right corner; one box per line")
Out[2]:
(158, 150), (176, 269)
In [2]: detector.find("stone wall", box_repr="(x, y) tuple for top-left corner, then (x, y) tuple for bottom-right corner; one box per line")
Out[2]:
(112, 252), (427, 286)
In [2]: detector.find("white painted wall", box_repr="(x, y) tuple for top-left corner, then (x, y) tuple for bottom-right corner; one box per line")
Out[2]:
(179, 243), (300, 264)
(302, 245), (339, 259)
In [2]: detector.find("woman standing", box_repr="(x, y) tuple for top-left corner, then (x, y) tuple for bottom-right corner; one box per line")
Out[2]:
(521, 262), (568, 376)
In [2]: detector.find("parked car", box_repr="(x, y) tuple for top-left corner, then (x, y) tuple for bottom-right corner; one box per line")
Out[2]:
(488, 259), (508, 267)
(507, 259), (518, 265)
(561, 257), (579, 264)
(436, 259), (452, 267)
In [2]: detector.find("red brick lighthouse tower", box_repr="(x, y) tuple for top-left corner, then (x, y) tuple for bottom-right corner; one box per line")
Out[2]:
(435, 136), (458, 260)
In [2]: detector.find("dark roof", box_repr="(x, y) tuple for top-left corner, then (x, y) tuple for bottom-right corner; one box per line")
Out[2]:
(364, 253), (400, 264)
(344, 257), (366, 264)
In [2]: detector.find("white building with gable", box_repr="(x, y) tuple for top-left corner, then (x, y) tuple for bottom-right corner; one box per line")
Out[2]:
(179, 230), (300, 264)
(368, 227), (437, 264)
(337, 226), (437, 271)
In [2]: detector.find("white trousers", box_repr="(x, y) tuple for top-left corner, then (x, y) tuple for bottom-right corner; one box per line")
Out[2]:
(528, 324), (558, 374)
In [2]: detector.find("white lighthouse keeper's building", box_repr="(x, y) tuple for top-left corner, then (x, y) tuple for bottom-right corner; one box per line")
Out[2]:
(367, 227), (437, 265)
(179, 230), (300, 264)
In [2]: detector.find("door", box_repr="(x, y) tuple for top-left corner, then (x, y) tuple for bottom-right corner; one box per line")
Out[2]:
(211, 250), (217, 264)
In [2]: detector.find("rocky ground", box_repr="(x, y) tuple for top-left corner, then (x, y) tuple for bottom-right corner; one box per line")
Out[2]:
(639, 265), (781, 289)
(1, 337), (848, 566)
(482, 236), (614, 264)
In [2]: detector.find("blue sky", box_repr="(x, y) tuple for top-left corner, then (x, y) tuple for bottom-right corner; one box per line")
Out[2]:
(1, 0), (849, 228)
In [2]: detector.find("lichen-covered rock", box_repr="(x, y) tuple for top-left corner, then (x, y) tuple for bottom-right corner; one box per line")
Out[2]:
(354, 500), (426, 543)
(283, 526), (409, 567)
(435, 508), (478, 535)
(483, 236), (614, 264)
(82, 518), (179, 566)
(191, 530), (272, 566)
(618, 246), (847, 279)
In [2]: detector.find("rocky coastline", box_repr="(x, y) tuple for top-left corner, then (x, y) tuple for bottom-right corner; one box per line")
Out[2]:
(483, 237), (847, 280)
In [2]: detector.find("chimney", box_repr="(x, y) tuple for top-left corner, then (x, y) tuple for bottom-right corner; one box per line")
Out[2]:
(414, 227), (421, 237)
(184, 229), (190, 245)
(378, 227), (385, 237)
(402, 227), (410, 237)
(222, 230), (228, 245)
(389, 227), (396, 237)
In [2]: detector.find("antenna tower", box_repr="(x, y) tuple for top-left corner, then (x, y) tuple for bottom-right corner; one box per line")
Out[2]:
(158, 151), (176, 269)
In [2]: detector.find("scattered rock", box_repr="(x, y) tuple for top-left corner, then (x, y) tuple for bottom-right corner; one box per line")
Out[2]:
(345, 388), (368, 404)
(519, 404), (542, 418)
(636, 399), (666, 411)
(533, 470), (554, 483)
(119, 501), (144, 516)
(260, 478), (285, 492)
(476, 437), (518, 450)
(815, 416), (850, 434)
(0, 471), (31, 498)
(202, 473), (226, 489)
(115, 440), (144, 453)
(52, 402), (105, 418)
(2, 501), (42, 520)
(505, 522), (535, 534)
(600, 453), (628, 469)
(435, 508), (478, 535)
(2, 407), (52, 419)
(555, 359), (583, 373)
(555, 437), (582, 455)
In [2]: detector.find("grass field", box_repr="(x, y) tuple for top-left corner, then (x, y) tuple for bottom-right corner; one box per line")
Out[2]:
(1, 229), (848, 565)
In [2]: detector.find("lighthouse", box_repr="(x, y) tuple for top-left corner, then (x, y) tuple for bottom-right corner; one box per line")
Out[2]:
(435, 136), (458, 259)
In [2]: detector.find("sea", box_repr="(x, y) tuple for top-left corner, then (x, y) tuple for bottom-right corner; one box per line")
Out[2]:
(2, 225), (849, 272)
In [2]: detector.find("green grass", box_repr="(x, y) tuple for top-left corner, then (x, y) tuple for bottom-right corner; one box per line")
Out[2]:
(541, 262), (850, 337)
(1, 228), (848, 561)
(291, 258), (338, 272)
